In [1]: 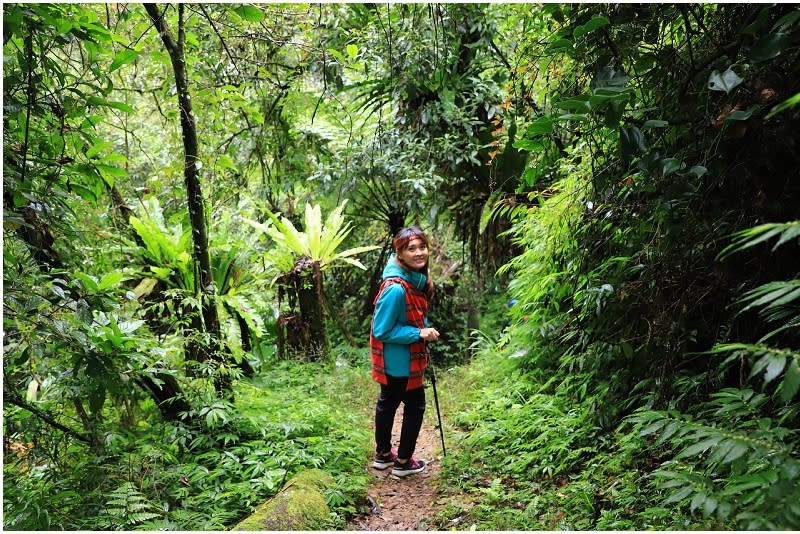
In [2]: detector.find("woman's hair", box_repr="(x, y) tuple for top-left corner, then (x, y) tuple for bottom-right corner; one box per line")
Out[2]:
(393, 226), (434, 298)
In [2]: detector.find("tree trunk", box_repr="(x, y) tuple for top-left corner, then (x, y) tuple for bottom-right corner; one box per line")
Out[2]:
(136, 375), (192, 421)
(145, 3), (228, 394)
(279, 258), (329, 360)
(296, 259), (328, 359)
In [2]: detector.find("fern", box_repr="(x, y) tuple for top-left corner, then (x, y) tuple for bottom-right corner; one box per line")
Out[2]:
(243, 200), (379, 279)
(710, 344), (800, 402)
(97, 482), (162, 530)
(129, 198), (195, 291)
(717, 220), (800, 259)
(631, 407), (800, 529)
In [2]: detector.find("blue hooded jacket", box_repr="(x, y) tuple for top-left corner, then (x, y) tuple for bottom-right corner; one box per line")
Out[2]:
(371, 254), (429, 377)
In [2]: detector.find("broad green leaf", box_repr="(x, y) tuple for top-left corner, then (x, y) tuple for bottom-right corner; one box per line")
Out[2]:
(233, 5), (265, 22)
(676, 437), (719, 459)
(555, 98), (590, 112)
(690, 492), (707, 513)
(85, 140), (113, 159)
(724, 105), (760, 122)
(545, 38), (574, 55)
(96, 164), (127, 187)
(639, 418), (668, 436)
(708, 68), (743, 94)
(525, 117), (554, 136)
(74, 272), (99, 292)
(781, 358), (800, 401)
(327, 47), (346, 63)
(659, 158), (683, 177)
(81, 115), (104, 129)
(590, 89), (631, 106)
(98, 271), (124, 290)
(719, 222), (798, 258)
(686, 165), (708, 178)
(71, 184), (98, 202)
(721, 442), (749, 463)
(664, 485), (693, 504)
(86, 95), (133, 113)
(656, 421), (681, 445)
(742, 283), (800, 312)
(707, 438), (737, 464)
(772, 9), (800, 32)
(242, 217), (273, 236)
(512, 138), (544, 152)
(149, 266), (173, 280)
(109, 48), (139, 72)
(620, 126), (647, 158)
(337, 257), (369, 270)
(573, 15), (610, 39)
(346, 44), (358, 58)
(333, 244), (380, 259)
(741, 7), (772, 35)
(764, 354), (787, 384)
(749, 32), (788, 63)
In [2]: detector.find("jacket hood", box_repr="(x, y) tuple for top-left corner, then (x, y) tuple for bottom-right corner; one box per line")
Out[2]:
(382, 254), (427, 291)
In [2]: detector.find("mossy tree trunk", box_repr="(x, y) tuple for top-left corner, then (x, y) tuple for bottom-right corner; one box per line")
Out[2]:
(277, 258), (329, 360)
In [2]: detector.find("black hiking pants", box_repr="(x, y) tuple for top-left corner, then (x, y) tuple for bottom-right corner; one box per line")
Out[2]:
(375, 375), (426, 460)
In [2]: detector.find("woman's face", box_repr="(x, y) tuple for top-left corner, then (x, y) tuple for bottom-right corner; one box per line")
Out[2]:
(397, 236), (429, 271)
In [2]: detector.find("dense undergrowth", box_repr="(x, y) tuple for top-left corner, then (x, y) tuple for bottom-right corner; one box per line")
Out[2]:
(4, 356), (375, 530)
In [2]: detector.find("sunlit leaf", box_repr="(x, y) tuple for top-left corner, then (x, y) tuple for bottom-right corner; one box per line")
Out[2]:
(708, 68), (743, 94)
(109, 48), (139, 72)
(233, 5), (264, 22)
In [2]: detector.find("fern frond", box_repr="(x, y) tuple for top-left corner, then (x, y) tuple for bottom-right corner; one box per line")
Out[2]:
(718, 221), (800, 259)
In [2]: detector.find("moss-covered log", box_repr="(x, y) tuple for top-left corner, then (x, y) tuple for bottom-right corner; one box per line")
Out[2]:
(231, 469), (334, 531)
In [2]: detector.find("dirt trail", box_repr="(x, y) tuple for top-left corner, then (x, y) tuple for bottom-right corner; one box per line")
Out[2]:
(348, 405), (452, 531)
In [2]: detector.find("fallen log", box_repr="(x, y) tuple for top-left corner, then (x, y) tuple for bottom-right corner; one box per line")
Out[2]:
(231, 469), (334, 531)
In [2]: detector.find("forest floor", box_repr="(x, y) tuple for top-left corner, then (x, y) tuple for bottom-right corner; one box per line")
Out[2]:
(347, 404), (471, 531)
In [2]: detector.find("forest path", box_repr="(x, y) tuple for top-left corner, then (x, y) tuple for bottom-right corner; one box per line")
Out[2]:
(348, 403), (464, 531)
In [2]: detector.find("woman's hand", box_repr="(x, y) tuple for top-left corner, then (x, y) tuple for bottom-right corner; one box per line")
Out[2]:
(420, 327), (440, 342)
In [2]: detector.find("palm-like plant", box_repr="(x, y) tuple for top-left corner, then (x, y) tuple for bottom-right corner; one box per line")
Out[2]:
(246, 200), (378, 278)
(244, 200), (378, 359)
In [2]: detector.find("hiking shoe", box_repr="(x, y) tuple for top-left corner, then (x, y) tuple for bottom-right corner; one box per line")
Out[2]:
(372, 448), (398, 470)
(391, 457), (426, 477)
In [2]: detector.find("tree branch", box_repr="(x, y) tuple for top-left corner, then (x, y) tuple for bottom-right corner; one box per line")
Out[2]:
(198, 4), (242, 77)
(5, 389), (92, 445)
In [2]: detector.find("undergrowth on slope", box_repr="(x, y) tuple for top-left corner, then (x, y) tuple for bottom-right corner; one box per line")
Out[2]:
(3, 355), (374, 530)
(435, 348), (714, 530)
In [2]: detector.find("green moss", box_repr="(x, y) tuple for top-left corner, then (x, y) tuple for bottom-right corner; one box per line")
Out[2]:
(231, 469), (335, 531)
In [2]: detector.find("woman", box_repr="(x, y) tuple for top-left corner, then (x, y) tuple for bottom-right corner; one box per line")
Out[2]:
(370, 226), (440, 477)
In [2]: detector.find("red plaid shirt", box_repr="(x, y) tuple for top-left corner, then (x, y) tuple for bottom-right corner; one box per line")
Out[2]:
(370, 277), (429, 391)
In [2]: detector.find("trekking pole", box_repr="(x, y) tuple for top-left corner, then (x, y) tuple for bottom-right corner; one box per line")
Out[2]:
(427, 353), (446, 457)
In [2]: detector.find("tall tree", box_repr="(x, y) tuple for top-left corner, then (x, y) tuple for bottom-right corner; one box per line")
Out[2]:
(144, 4), (228, 393)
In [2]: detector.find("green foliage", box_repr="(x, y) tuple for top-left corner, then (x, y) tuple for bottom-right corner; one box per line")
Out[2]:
(96, 482), (162, 530)
(5, 2), (800, 532)
(244, 200), (379, 278)
(435, 349), (702, 530)
(3, 358), (373, 530)
(129, 198), (194, 290)
(630, 398), (800, 529)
